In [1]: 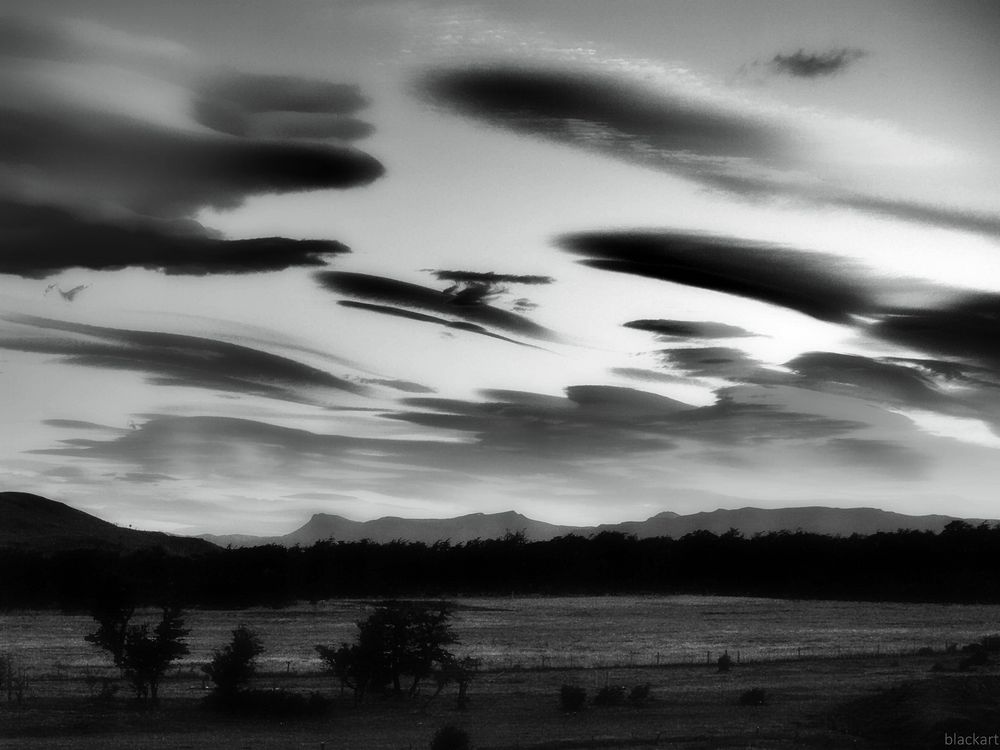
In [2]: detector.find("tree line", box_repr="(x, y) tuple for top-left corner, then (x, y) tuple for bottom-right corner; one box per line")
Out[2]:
(3, 521), (1000, 610)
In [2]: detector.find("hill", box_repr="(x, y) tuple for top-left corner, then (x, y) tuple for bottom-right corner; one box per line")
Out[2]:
(602, 506), (970, 538)
(0, 492), (215, 555)
(202, 505), (983, 548)
(202, 510), (577, 547)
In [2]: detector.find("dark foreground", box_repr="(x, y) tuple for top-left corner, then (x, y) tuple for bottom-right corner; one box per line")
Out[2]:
(3, 652), (998, 749)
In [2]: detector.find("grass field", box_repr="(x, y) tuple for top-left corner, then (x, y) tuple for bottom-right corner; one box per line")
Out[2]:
(5, 595), (1000, 675)
(3, 650), (997, 749)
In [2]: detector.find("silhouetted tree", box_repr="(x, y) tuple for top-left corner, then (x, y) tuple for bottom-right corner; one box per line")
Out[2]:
(317, 601), (458, 701)
(85, 582), (136, 668)
(120, 604), (190, 703)
(86, 598), (189, 704)
(431, 655), (480, 709)
(203, 625), (265, 699)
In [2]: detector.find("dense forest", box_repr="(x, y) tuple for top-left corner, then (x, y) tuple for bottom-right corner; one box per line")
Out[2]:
(3, 521), (1000, 610)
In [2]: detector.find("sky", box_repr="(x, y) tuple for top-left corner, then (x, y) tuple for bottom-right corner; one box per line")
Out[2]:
(2, 0), (1000, 535)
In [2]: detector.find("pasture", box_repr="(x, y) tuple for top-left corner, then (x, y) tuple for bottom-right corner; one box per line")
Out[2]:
(2, 596), (999, 748)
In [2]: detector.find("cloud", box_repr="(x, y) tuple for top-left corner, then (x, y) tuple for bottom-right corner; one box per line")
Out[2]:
(870, 294), (1000, 370)
(390, 385), (863, 454)
(0, 200), (349, 278)
(660, 347), (764, 380)
(421, 65), (785, 163)
(423, 269), (554, 308)
(824, 437), (925, 478)
(0, 15), (383, 277)
(0, 107), (383, 219)
(784, 352), (950, 410)
(425, 270), (555, 286)
(357, 377), (436, 394)
(337, 301), (542, 349)
(192, 72), (375, 142)
(624, 319), (755, 340)
(770, 48), (867, 78)
(559, 229), (878, 323)
(423, 64), (1000, 239)
(1, 314), (368, 404)
(317, 271), (558, 340)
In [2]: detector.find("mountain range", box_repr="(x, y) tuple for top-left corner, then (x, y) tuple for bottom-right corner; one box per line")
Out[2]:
(202, 506), (983, 548)
(0, 491), (990, 553)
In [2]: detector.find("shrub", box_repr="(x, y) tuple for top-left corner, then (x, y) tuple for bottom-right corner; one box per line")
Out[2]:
(431, 724), (471, 750)
(594, 684), (626, 706)
(916, 647), (935, 656)
(559, 684), (587, 712)
(627, 683), (652, 707)
(716, 651), (733, 673)
(203, 626), (264, 698)
(739, 688), (769, 706)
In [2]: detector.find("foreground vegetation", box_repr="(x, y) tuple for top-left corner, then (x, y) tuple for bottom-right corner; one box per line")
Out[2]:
(3, 649), (999, 749)
(4, 521), (1000, 609)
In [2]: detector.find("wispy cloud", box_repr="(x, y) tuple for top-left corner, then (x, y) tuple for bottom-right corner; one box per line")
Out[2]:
(317, 271), (559, 341)
(624, 319), (756, 340)
(770, 48), (867, 78)
(422, 63), (1000, 239)
(0, 314), (369, 404)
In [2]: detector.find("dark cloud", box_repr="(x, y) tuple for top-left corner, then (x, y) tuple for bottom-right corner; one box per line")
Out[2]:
(884, 357), (1000, 390)
(426, 270), (554, 286)
(318, 272), (558, 340)
(421, 65), (786, 164)
(0, 200), (348, 278)
(870, 294), (1000, 370)
(192, 73), (374, 141)
(559, 230), (876, 323)
(239, 114), (376, 142)
(0, 107), (383, 219)
(421, 269), (553, 311)
(1, 315), (367, 404)
(785, 352), (949, 410)
(611, 367), (690, 385)
(43, 419), (122, 431)
(357, 377), (436, 394)
(564, 385), (693, 415)
(197, 73), (369, 116)
(624, 319), (755, 339)
(771, 48), (867, 78)
(0, 15), (383, 278)
(424, 64), (1000, 239)
(661, 347), (763, 380)
(337, 301), (541, 348)
(112, 472), (178, 484)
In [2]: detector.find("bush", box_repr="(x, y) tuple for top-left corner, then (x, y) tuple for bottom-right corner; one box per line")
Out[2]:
(716, 651), (733, 673)
(559, 684), (587, 712)
(431, 724), (471, 750)
(594, 685), (625, 706)
(739, 688), (769, 706)
(916, 646), (935, 656)
(203, 626), (265, 698)
(627, 683), (651, 707)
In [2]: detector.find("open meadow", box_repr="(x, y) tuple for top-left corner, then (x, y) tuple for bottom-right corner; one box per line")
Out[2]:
(3, 596), (1000, 749)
